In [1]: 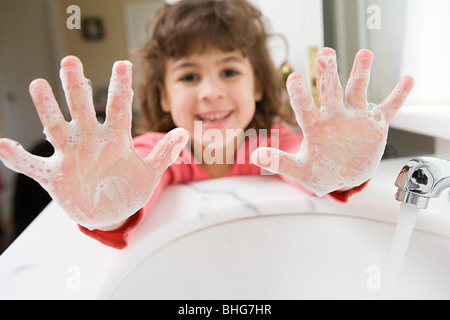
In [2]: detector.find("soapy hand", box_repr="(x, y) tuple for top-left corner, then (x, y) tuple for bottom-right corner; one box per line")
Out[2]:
(0, 56), (188, 230)
(251, 48), (414, 196)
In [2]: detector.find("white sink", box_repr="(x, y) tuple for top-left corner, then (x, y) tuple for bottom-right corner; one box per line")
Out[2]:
(1, 157), (450, 300)
(107, 211), (450, 300)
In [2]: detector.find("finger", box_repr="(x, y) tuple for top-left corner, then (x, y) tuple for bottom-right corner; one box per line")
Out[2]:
(286, 73), (319, 129)
(144, 128), (189, 172)
(60, 56), (97, 127)
(316, 47), (344, 113)
(250, 147), (305, 180)
(29, 78), (68, 149)
(104, 60), (134, 131)
(0, 138), (51, 183)
(345, 49), (373, 109)
(378, 75), (415, 122)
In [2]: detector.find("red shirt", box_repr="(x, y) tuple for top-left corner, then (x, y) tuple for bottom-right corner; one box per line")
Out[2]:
(79, 123), (367, 249)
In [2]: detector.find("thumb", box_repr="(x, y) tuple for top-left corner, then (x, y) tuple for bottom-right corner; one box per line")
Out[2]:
(0, 138), (49, 182)
(144, 128), (189, 172)
(251, 147), (305, 180)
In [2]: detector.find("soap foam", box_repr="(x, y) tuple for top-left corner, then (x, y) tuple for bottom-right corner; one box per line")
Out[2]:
(285, 53), (390, 197)
(48, 144), (153, 230)
(294, 133), (386, 197)
(290, 105), (387, 197)
(1, 59), (149, 230)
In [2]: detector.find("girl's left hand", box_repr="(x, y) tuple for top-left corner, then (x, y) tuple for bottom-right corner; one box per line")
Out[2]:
(251, 47), (414, 196)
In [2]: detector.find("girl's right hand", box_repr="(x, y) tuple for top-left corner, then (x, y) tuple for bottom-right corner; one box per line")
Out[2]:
(0, 56), (188, 230)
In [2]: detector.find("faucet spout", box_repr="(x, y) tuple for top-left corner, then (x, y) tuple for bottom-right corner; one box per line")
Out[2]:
(395, 157), (450, 209)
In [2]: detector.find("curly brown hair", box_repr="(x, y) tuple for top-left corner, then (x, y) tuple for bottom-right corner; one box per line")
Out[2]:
(137, 0), (293, 133)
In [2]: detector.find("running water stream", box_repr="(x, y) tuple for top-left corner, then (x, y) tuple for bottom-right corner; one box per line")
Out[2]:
(380, 202), (421, 299)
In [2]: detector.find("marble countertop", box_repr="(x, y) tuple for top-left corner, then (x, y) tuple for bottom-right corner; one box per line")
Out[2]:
(1, 156), (449, 299)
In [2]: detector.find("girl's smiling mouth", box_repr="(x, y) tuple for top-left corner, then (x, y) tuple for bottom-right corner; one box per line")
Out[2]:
(195, 110), (233, 128)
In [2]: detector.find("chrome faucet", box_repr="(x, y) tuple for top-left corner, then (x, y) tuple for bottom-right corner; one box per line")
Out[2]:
(395, 157), (450, 209)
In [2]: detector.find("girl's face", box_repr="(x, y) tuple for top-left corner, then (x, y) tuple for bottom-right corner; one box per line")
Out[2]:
(160, 48), (262, 152)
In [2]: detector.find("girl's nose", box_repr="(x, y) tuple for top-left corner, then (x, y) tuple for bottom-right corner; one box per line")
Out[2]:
(198, 78), (226, 102)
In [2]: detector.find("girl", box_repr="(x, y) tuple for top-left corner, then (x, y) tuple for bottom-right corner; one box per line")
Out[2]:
(0, 0), (414, 249)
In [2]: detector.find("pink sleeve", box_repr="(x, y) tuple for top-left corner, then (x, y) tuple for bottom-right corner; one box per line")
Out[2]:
(78, 209), (144, 249)
(278, 174), (369, 203)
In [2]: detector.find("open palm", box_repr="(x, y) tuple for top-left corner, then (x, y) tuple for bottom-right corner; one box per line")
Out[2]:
(252, 48), (414, 196)
(0, 56), (188, 230)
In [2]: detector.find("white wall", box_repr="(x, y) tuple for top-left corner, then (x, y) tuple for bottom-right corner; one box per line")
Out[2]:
(251, 0), (324, 84)
(336, 0), (450, 106)
(400, 0), (450, 105)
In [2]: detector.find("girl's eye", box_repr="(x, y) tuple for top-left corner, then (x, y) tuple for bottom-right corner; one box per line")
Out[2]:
(221, 69), (239, 78)
(180, 73), (199, 82)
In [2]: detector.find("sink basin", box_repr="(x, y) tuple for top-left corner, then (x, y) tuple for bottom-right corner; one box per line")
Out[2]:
(107, 213), (450, 300)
